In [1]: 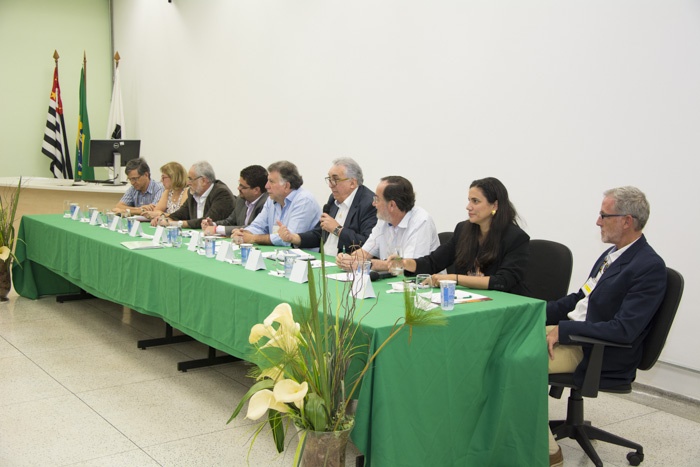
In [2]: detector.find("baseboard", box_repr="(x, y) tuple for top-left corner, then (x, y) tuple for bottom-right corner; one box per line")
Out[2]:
(635, 360), (700, 402)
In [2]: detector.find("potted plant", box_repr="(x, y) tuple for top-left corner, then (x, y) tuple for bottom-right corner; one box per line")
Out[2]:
(0, 177), (21, 301)
(228, 257), (446, 466)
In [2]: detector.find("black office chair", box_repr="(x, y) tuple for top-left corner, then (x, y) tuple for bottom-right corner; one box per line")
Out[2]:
(524, 239), (574, 301)
(548, 267), (684, 467)
(438, 231), (456, 274)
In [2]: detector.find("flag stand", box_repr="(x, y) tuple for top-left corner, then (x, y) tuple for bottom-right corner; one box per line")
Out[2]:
(108, 52), (124, 185)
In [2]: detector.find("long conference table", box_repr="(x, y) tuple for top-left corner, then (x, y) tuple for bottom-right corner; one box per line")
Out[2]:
(13, 214), (549, 466)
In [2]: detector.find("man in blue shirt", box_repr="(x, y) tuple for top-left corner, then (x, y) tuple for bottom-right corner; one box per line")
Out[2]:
(114, 158), (163, 216)
(233, 161), (320, 247)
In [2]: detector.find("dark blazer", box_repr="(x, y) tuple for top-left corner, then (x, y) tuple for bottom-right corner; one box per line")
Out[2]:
(547, 235), (666, 388)
(169, 180), (235, 228)
(297, 184), (377, 253)
(215, 193), (269, 236)
(412, 221), (530, 295)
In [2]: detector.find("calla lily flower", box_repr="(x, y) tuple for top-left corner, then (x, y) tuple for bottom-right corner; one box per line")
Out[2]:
(273, 379), (308, 409)
(261, 330), (299, 353)
(246, 389), (290, 420)
(249, 323), (276, 344)
(0, 246), (9, 262)
(264, 303), (300, 335)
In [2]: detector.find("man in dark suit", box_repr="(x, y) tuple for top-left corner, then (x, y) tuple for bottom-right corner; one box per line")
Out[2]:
(545, 186), (666, 467)
(164, 161), (235, 229)
(277, 157), (377, 255)
(201, 165), (269, 236)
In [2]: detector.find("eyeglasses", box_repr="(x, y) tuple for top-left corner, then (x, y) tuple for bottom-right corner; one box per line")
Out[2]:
(238, 184), (251, 190)
(325, 176), (350, 187)
(187, 176), (202, 183)
(127, 174), (144, 183)
(372, 195), (381, 203)
(160, 174), (170, 180)
(599, 212), (637, 219)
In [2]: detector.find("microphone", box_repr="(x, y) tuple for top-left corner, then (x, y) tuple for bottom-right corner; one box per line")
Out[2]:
(322, 204), (331, 215)
(369, 271), (393, 282)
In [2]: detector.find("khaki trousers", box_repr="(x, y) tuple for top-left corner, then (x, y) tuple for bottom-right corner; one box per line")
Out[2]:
(546, 325), (583, 374)
(546, 325), (584, 454)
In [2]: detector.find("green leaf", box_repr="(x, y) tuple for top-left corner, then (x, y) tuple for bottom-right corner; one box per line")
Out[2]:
(227, 379), (274, 424)
(269, 410), (286, 453)
(293, 429), (307, 467)
(305, 392), (328, 431)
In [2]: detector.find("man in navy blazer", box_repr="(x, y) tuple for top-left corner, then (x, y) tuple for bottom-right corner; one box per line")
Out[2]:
(545, 186), (666, 466)
(277, 157), (377, 255)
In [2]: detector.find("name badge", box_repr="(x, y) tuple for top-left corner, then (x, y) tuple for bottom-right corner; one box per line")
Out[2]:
(582, 277), (598, 296)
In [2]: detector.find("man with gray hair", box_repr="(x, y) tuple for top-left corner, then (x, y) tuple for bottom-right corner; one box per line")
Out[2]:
(233, 161), (320, 246)
(277, 157), (377, 255)
(164, 161), (235, 229)
(545, 186), (667, 467)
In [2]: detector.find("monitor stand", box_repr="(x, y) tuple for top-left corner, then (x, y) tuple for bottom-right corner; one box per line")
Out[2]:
(112, 152), (122, 185)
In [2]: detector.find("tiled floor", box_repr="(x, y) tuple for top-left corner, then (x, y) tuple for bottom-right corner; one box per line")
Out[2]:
(1, 291), (699, 466)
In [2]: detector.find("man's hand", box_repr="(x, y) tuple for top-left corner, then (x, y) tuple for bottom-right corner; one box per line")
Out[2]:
(319, 213), (340, 234)
(546, 325), (559, 360)
(202, 218), (217, 235)
(276, 221), (293, 243)
(231, 228), (253, 245)
(276, 221), (300, 245)
(336, 253), (358, 271)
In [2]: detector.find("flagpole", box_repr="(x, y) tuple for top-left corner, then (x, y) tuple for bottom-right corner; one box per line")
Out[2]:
(53, 49), (59, 65)
(83, 51), (87, 88)
(108, 51), (122, 184)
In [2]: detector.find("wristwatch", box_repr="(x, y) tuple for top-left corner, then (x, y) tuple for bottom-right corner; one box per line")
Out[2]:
(332, 226), (342, 237)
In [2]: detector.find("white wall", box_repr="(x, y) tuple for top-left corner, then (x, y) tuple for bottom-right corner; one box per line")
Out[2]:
(111, 0), (700, 394)
(0, 0), (112, 178)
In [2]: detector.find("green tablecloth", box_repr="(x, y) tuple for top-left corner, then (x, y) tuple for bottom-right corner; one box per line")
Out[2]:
(13, 214), (549, 466)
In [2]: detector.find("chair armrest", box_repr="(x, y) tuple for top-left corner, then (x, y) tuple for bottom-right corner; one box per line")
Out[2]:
(568, 335), (631, 397)
(568, 334), (632, 348)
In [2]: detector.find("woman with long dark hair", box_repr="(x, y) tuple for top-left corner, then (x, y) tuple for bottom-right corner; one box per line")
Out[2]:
(401, 177), (530, 295)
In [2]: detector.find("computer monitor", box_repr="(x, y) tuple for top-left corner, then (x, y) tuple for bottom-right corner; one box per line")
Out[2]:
(89, 139), (141, 168)
(88, 140), (141, 184)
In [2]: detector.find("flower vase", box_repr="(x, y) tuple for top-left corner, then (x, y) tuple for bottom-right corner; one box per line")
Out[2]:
(300, 427), (353, 467)
(0, 259), (11, 302)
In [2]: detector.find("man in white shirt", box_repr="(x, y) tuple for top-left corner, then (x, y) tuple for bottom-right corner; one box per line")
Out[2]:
(277, 157), (377, 256)
(336, 175), (439, 272)
(232, 161), (321, 246)
(164, 161), (235, 229)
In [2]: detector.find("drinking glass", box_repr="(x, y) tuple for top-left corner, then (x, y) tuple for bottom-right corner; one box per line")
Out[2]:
(415, 274), (432, 309)
(172, 228), (183, 248)
(356, 260), (371, 278)
(81, 204), (91, 222)
(388, 251), (403, 277)
(283, 253), (296, 278)
(63, 200), (72, 217)
(273, 249), (286, 275)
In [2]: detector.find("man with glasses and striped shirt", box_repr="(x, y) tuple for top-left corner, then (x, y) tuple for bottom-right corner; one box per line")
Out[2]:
(113, 158), (164, 216)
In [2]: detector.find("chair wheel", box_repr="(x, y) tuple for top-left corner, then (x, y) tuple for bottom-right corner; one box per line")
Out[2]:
(627, 451), (644, 466)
